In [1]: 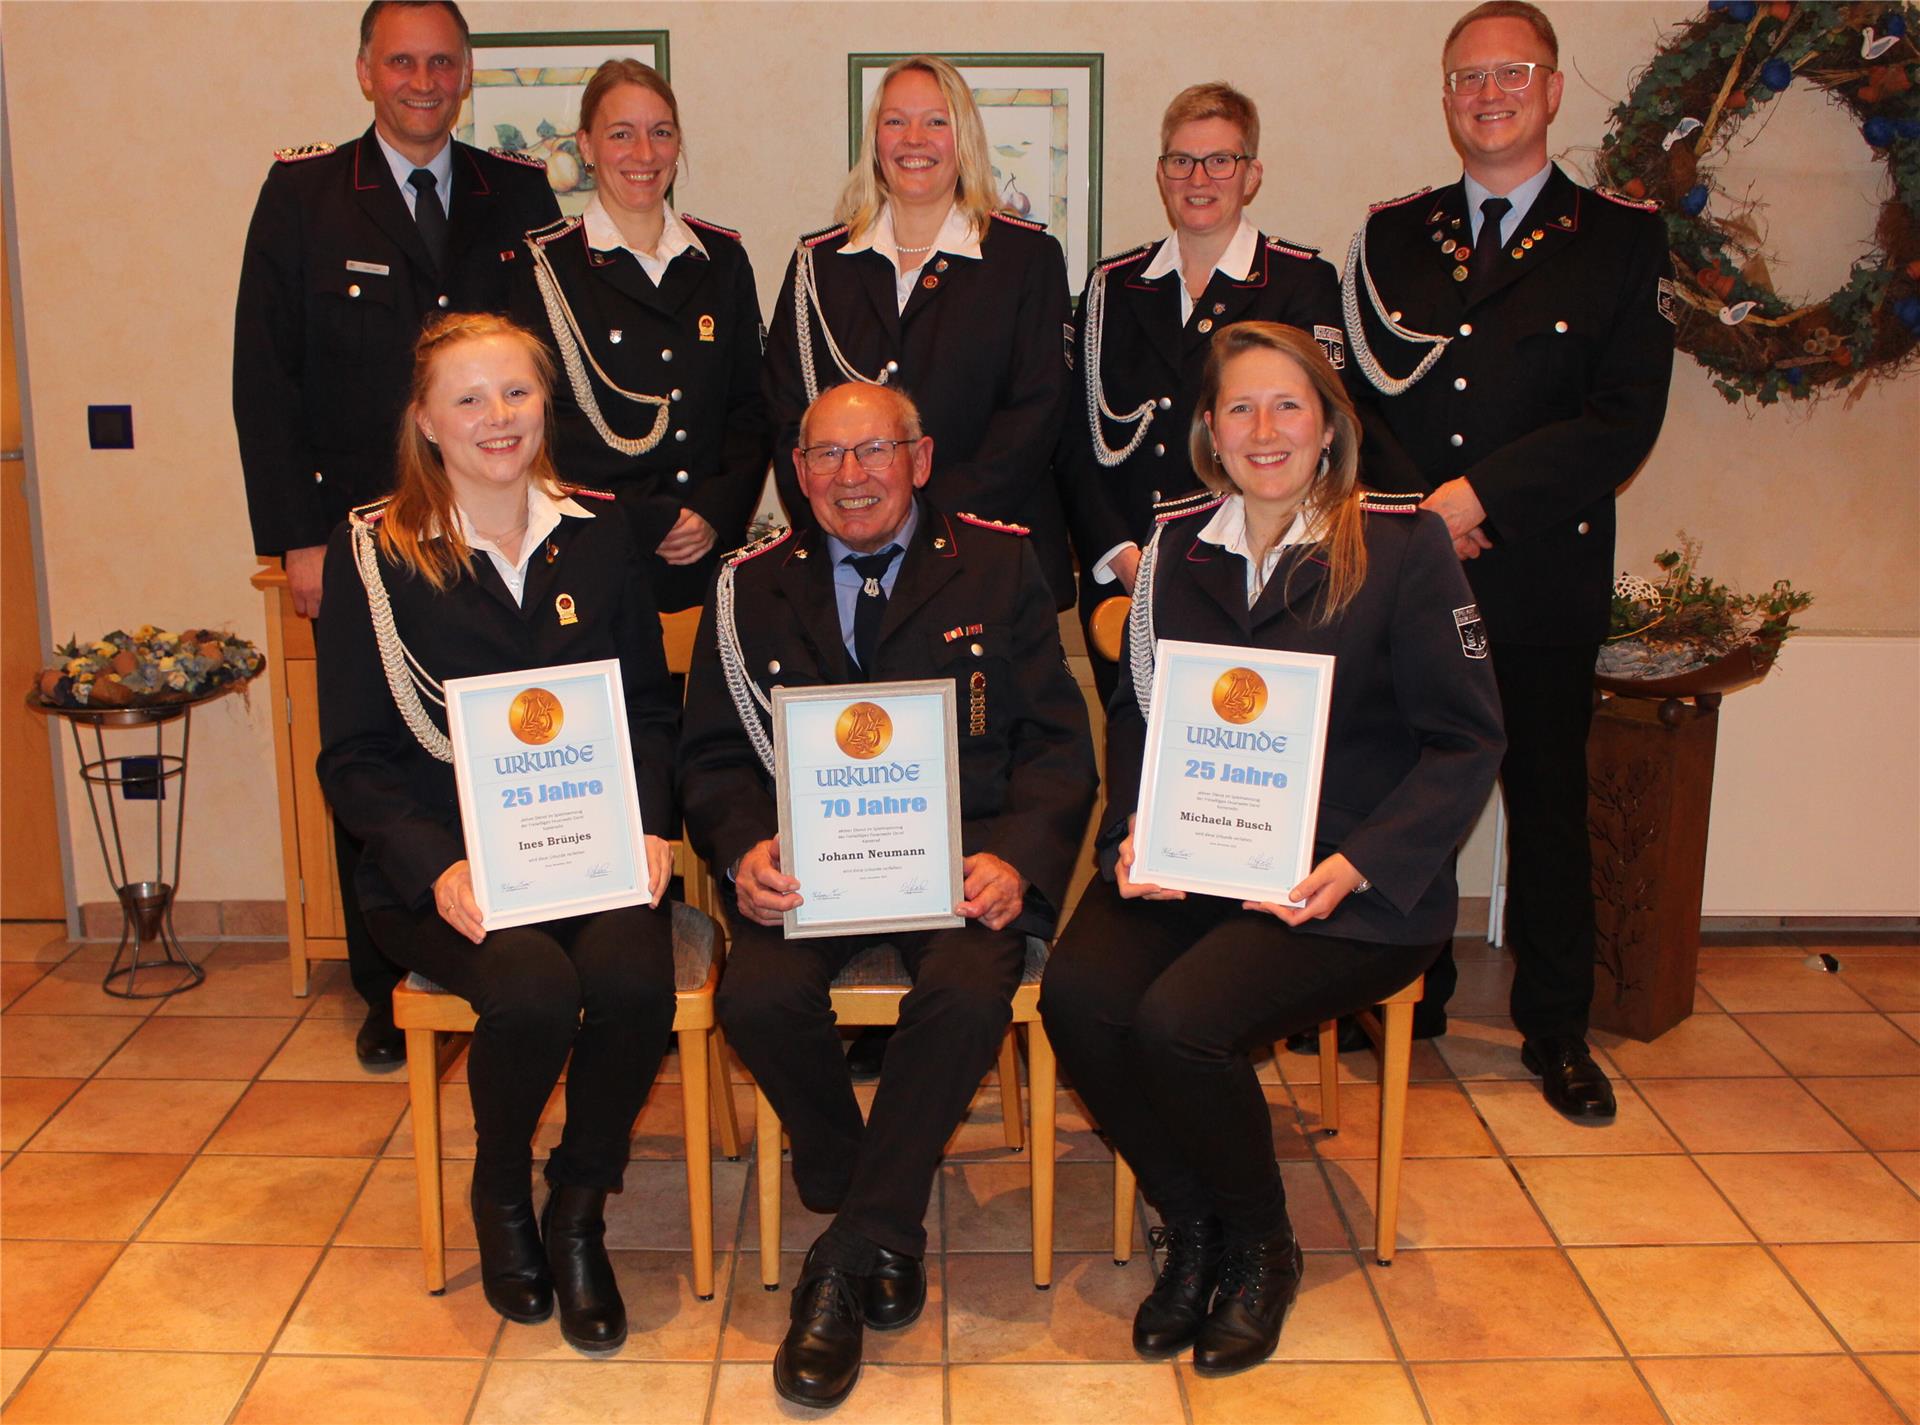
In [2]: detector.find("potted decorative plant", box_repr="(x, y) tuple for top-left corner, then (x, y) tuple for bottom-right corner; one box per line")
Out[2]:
(32, 626), (263, 710)
(1596, 534), (1814, 701)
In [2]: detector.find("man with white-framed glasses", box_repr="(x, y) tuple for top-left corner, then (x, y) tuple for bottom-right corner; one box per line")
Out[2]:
(1342, 0), (1676, 1123)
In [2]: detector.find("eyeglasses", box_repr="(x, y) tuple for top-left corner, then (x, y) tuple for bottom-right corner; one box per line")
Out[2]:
(1445, 61), (1554, 94)
(1157, 151), (1251, 180)
(799, 437), (912, 475)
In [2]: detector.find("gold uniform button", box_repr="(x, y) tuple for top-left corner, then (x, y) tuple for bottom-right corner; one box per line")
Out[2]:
(768, 660), (781, 675)
(969, 642), (983, 657)
(1458, 322), (1473, 336)
(1577, 521), (1591, 535)
(1450, 433), (1464, 447)
(661, 348), (673, 361)
(1157, 396), (1172, 411)
(1555, 320), (1570, 333)
(1454, 377), (1468, 391)
(670, 388), (683, 401)
(313, 471), (324, 483)
(1153, 443), (1166, 457)
(675, 471), (689, 484)
(1390, 310), (1403, 321)
(347, 284), (362, 298)
(437, 294), (449, 308)
(674, 429), (688, 442)
(885, 359), (900, 374)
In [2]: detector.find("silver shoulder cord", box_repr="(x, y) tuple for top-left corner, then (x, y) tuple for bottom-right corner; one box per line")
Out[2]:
(793, 241), (893, 403)
(527, 238), (671, 457)
(350, 517), (453, 763)
(714, 558), (777, 776)
(1081, 263), (1159, 466)
(1340, 223), (1453, 397)
(1126, 524), (1163, 718)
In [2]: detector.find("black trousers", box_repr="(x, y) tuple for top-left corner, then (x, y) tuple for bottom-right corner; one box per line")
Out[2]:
(366, 901), (677, 1201)
(334, 821), (400, 1010)
(1041, 878), (1435, 1242)
(717, 914), (1026, 1259)
(1426, 641), (1599, 1042)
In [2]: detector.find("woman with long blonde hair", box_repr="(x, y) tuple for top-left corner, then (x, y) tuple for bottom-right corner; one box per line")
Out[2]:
(762, 54), (1076, 603)
(1042, 321), (1504, 1377)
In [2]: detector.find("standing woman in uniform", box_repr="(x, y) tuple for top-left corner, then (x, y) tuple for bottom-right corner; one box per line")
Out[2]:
(764, 54), (1075, 604)
(515, 60), (770, 612)
(1041, 322), (1504, 1375)
(317, 312), (679, 1353)
(1063, 83), (1346, 698)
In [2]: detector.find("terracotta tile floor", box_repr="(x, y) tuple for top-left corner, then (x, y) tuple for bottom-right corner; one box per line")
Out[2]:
(2, 926), (1916, 1424)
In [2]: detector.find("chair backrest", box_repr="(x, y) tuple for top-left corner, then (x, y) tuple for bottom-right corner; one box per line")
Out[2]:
(1088, 595), (1128, 662)
(660, 607), (701, 677)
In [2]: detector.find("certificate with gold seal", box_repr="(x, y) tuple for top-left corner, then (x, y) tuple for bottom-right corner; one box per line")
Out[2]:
(772, 680), (965, 939)
(445, 659), (650, 930)
(1132, 641), (1335, 904)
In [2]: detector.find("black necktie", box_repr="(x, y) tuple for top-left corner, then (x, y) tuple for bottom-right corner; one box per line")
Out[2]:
(1471, 197), (1511, 292)
(408, 168), (449, 272)
(846, 546), (901, 678)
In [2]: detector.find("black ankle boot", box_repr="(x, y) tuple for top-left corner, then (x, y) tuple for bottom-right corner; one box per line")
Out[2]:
(1132, 1215), (1224, 1357)
(1192, 1226), (1304, 1376)
(470, 1182), (552, 1324)
(541, 1184), (626, 1352)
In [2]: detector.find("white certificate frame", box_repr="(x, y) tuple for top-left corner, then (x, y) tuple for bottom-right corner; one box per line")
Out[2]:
(446, 658), (650, 931)
(1132, 640), (1335, 904)
(773, 680), (965, 940)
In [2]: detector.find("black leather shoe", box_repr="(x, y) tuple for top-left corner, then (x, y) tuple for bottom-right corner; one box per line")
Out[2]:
(355, 1002), (406, 1068)
(1282, 1016), (1368, 1056)
(1410, 1002), (1448, 1040)
(470, 1184), (552, 1323)
(863, 1246), (925, 1330)
(1192, 1229), (1304, 1376)
(1132, 1215), (1224, 1358)
(1521, 1036), (1617, 1121)
(845, 1025), (892, 1082)
(774, 1247), (864, 1408)
(541, 1185), (626, 1352)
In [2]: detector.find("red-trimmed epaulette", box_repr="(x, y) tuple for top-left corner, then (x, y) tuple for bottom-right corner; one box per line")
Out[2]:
(801, 222), (850, 249)
(1358, 491), (1423, 515)
(1153, 490), (1227, 524)
(1596, 187), (1659, 212)
(560, 484), (616, 502)
(956, 512), (1030, 536)
(1094, 240), (1155, 275)
(347, 495), (391, 526)
(489, 147), (547, 170)
(1265, 235), (1320, 260)
(1368, 186), (1433, 214)
(992, 210), (1049, 234)
(274, 142), (334, 164)
(725, 526), (792, 566)
(528, 216), (581, 247)
(682, 214), (741, 241)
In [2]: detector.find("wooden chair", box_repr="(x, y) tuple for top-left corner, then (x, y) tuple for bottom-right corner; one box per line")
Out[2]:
(393, 900), (736, 1301)
(753, 938), (1058, 1289)
(1112, 975), (1426, 1268)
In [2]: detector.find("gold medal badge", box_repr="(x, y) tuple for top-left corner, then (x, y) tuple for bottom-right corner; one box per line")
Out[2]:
(1210, 668), (1268, 725)
(507, 688), (564, 745)
(556, 592), (578, 626)
(833, 701), (893, 760)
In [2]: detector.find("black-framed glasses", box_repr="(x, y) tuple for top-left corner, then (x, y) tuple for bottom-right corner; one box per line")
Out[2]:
(799, 437), (912, 475)
(1445, 61), (1554, 94)
(1157, 151), (1250, 180)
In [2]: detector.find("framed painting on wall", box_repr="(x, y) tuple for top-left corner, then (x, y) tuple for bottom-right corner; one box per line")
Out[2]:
(847, 53), (1103, 292)
(461, 30), (671, 217)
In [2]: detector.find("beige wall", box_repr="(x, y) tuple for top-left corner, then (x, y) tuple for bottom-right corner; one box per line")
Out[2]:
(5, 1), (1915, 903)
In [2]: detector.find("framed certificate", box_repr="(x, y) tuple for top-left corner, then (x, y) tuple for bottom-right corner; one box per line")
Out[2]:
(1132, 641), (1335, 904)
(773, 681), (965, 939)
(445, 659), (649, 930)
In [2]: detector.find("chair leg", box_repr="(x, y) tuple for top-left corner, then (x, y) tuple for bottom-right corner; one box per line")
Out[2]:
(404, 1027), (446, 1294)
(1374, 999), (1415, 1266)
(1025, 1020), (1056, 1289)
(1112, 1153), (1136, 1264)
(1317, 1021), (1342, 1134)
(997, 1028), (1025, 1150)
(755, 1086), (783, 1288)
(678, 1026), (716, 1301)
(708, 1024), (743, 1160)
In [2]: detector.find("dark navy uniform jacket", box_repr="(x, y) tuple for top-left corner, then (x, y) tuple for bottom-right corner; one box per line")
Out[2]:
(510, 213), (772, 612)
(1105, 494), (1505, 946)
(762, 213), (1076, 604)
(1346, 166), (1675, 645)
(1062, 232), (1345, 571)
(233, 129), (561, 556)
(678, 497), (1097, 938)
(315, 495), (676, 915)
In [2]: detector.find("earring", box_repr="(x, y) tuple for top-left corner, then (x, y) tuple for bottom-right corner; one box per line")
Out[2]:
(425, 432), (439, 445)
(1316, 448), (1330, 478)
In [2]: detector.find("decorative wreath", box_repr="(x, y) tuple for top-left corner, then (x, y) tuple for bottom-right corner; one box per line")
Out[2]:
(1596, 1), (1920, 404)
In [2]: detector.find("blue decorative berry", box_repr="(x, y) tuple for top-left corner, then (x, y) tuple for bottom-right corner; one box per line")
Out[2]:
(1884, 13), (1907, 37)
(1726, 0), (1756, 18)
(1895, 296), (1920, 332)
(1681, 184), (1710, 216)
(1760, 58), (1793, 91)
(1785, 366), (1805, 387)
(1864, 116), (1896, 147)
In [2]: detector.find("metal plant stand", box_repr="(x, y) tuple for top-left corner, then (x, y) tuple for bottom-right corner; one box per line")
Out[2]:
(26, 693), (214, 998)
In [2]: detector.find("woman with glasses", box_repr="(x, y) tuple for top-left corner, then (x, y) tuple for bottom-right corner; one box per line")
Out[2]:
(512, 59), (771, 613)
(1041, 321), (1503, 1376)
(763, 54), (1075, 606)
(1062, 83), (1345, 698)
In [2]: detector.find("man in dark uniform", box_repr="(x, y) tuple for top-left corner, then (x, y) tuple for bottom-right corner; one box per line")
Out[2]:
(680, 383), (1095, 1408)
(232, 0), (560, 1063)
(1344, 0), (1675, 1120)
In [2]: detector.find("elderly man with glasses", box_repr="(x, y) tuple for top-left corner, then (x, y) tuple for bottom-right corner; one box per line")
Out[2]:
(679, 380), (1095, 1409)
(1342, 0), (1676, 1122)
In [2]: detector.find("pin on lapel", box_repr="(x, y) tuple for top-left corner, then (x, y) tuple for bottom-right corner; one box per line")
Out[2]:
(698, 315), (716, 342)
(556, 593), (578, 626)
(546, 540), (559, 564)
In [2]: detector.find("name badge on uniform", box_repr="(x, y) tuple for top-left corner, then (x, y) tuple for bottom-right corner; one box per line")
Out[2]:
(345, 260), (391, 276)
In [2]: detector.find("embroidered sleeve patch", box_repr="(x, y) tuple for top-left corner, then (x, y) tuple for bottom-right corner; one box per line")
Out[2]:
(1313, 324), (1347, 370)
(1454, 604), (1489, 659)
(1657, 277), (1678, 325)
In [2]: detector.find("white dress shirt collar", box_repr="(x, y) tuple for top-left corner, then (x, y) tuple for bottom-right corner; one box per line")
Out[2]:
(582, 195), (708, 284)
(1195, 492), (1316, 606)
(1141, 217), (1261, 323)
(840, 203), (984, 312)
(455, 485), (592, 607)
(373, 131), (455, 218)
